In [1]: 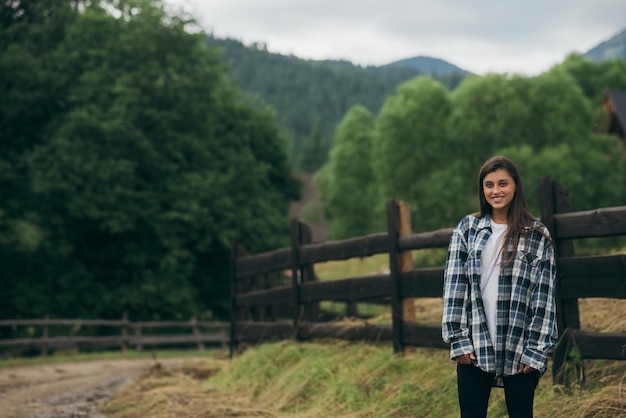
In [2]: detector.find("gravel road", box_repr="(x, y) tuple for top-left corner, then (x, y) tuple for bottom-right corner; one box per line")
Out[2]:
(0, 357), (203, 418)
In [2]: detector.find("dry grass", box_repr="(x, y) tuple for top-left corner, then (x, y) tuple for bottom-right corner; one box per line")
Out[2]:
(579, 298), (626, 332)
(103, 337), (626, 418)
(102, 355), (277, 417)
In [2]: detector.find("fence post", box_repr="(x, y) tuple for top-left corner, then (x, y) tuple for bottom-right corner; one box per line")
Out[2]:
(135, 325), (143, 351)
(190, 317), (204, 350)
(387, 199), (416, 354)
(540, 177), (580, 384)
(121, 312), (129, 352)
(229, 241), (240, 358)
(299, 221), (319, 322)
(290, 218), (303, 340)
(266, 273), (278, 321)
(41, 315), (49, 357)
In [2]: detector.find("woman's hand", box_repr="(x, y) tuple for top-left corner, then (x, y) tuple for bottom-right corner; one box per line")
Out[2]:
(453, 353), (476, 364)
(518, 363), (538, 374)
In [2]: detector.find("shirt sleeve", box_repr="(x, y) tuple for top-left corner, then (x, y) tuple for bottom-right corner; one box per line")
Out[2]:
(442, 221), (474, 359)
(520, 234), (559, 371)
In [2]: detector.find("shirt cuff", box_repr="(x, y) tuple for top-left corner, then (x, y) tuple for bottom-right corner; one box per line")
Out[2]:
(521, 349), (548, 373)
(449, 336), (474, 359)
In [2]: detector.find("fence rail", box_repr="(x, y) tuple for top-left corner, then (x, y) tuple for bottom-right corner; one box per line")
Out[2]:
(0, 316), (229, 357)
(231, 177), (626, 385)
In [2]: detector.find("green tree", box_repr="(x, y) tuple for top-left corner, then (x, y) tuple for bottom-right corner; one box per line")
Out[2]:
(317, 105), (378, 239)
(0, 0), (89, 319)
(0, 0), (297, 320)
(559, 54), (626, 103)
(499, 132), (624, 217)
(526, 67), (592, 150)
(207, 36), (467, 173)
(373, 76), (452, 231)
(447, 74), (531, 170)
(299, 120), (329, 172)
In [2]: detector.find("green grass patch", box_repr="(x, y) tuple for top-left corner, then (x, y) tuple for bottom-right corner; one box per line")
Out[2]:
(315, 253), (389, 281)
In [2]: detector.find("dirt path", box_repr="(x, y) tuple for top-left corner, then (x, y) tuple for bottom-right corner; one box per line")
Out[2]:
(0, 357), (204, 418)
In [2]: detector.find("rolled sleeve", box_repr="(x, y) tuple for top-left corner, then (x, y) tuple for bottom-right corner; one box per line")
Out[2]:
(450, 336), (475, 359)
(523, 237), (558, 372)
(442, 224), (473, 359)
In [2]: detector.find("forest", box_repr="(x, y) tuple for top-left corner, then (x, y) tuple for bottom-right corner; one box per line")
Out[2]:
(317, 59), (626, 240)
(0, 0), (299, 322)
(1, 0), (625, 324)
(206, 36), (467, 172)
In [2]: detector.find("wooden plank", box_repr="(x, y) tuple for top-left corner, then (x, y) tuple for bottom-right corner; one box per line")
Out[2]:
(402, 323), (449, 349)
(539, 176), (556, 236)
(388, 199), (404, 354)
(0, 319), (125, 326)
(397, 200), (416, 354)
(299, 233), (388, 264)
(299, 222), (319, 322)
(398, 228), (454, 251)
(0, 319), (230, 329)
(554, 206), (626, 239)
(235, 248), (291, 278)
(570, 330), (626, 360)
(0, 332), (230, 348)
(400, 268), (445, 298)
(235, 285), (292, 307)
(230, 241), (241, 356)
(0, 335), (123, 347)
(130, 321), (229, 328)
(551, 180), (581, 332)
(290, 219), (303, 335)
(233, 321), (293, 343)
(558, 255), (626, 299)
(299, 275), (390, 303)
(299, 322), (392, 341)
(128, 333), (228, 346)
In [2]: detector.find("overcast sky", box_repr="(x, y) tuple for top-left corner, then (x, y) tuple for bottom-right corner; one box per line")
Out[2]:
(166, 0), (625, 75)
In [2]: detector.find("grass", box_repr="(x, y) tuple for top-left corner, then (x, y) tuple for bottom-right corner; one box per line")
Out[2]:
(314, 253), (390, 281)
(102, 341), (626, 418)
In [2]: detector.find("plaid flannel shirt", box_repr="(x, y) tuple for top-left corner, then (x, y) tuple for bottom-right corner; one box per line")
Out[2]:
(442, 214), (558, 377)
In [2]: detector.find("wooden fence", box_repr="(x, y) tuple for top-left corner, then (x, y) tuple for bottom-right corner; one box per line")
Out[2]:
(230, 177), (626, 383)
(0, 314), (229, 358)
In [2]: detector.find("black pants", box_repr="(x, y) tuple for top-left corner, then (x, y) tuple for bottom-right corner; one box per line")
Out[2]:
(457, 364), (539, 418)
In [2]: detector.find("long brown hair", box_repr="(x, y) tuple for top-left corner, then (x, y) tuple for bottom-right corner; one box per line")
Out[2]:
(477, 156), (536, 262)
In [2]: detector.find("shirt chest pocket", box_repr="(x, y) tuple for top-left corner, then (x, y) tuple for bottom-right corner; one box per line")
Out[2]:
(514, 248), (542, 287)
(519, 251), (540, 267)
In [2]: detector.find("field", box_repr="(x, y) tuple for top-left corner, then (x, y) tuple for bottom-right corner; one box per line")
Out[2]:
(101, 253), (626, 417)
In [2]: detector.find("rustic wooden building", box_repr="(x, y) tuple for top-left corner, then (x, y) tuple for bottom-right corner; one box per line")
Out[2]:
(603, 90), (626, 142)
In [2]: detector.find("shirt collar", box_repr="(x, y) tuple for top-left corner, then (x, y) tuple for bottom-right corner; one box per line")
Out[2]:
(477, 214), (493, 231)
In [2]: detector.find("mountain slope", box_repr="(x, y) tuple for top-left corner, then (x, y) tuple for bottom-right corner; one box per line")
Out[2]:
(585, 27), (626, 62)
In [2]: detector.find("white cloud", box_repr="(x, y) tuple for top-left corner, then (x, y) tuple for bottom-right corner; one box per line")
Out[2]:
(166, 0), (626, 75)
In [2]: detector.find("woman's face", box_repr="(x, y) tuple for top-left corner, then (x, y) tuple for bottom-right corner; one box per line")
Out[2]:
(483, 168), (516, 218)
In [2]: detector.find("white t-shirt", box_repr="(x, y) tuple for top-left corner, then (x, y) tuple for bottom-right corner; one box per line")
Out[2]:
(480, 221), (507, 347)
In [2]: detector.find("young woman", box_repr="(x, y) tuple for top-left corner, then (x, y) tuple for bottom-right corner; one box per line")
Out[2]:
(442, 156), (558, 418)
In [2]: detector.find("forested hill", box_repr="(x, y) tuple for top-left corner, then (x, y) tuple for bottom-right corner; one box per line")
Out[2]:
(205, 36), (467, 172)
(382, 56), (470, 77)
